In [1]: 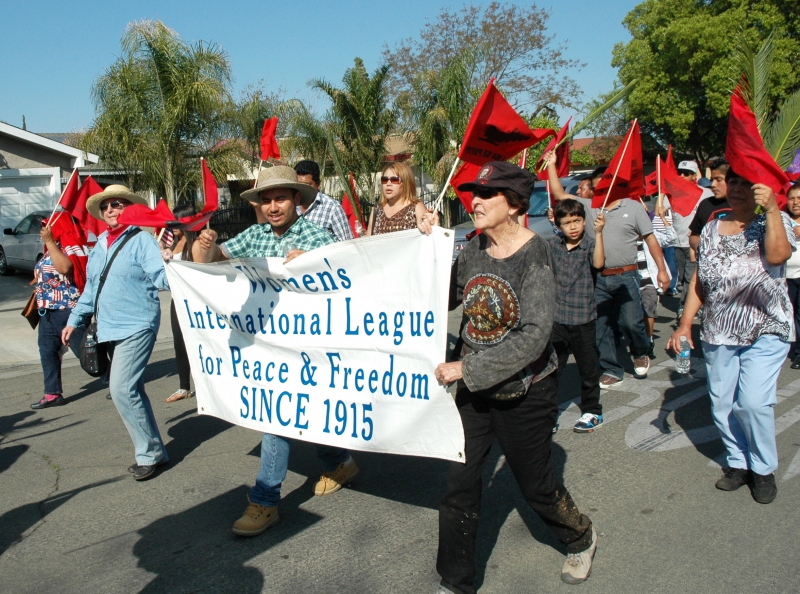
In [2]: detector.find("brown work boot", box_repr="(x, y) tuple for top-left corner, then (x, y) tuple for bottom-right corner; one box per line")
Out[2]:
(314, 457), (359, 496)
(232, 497), (279, 536)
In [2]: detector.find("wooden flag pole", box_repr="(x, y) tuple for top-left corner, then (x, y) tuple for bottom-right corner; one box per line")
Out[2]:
(48, 168), (79, 221)
(656, 156), (663, 213)
(433, 156), (460, 214)
(601, 118), (638, 211)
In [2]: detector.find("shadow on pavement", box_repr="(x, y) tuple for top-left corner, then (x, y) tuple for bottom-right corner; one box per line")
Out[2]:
(0, 476), (125, 555)
(164, 413), (233, 465)
(0, 443), (29, 474)
(133, 484), (321, 593)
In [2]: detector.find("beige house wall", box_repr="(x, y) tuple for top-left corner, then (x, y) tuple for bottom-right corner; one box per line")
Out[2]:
(0, 134), (72, 171)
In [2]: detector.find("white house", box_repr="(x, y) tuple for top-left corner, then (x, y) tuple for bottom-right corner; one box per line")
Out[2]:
(0, 122), (99, 230)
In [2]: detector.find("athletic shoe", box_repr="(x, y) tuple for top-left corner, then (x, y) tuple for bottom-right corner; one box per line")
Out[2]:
(561, 528), (598, 584)
(30, 394), (65, 409)
(715, 467), (749, 491)
(752, 473), (777, 504)
(633, 355), (650, 377)
(791, 357), (800, 370)
(132, 460), (168, 481)
(232, 498), (279, 536)
(574, 413), (604, 433)
(552, 423), (559, 435)
(647, 340), (656, 359)
(314, 457), (359, 496)
(599, 374), (623, 389)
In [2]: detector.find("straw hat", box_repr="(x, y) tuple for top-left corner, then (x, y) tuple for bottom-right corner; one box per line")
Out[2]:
(241, 165), (318, 203)
(86, 185), (149, 221)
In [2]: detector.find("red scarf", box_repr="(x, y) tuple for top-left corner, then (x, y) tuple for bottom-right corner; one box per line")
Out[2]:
(107, 224), (130, 247)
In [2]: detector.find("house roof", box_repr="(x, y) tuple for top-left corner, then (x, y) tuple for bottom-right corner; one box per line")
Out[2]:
(0, 122), (99, 166)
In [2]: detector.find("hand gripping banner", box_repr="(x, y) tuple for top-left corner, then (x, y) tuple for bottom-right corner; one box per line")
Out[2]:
(165, 228), (465, 462)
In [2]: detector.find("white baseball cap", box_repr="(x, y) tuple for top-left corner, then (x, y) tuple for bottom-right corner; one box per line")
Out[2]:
(677, 160), (699, 175)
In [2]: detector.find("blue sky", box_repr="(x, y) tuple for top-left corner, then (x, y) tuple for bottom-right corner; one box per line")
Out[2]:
(0, 0), (637, 133)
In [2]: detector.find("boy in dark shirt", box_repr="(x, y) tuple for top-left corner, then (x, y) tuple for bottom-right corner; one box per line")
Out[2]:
(546, 200), (607, 432)
(689, 158), (730, 251)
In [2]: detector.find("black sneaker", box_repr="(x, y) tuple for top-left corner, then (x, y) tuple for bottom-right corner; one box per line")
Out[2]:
(647, 341), (656, 359)
(715, 467), (749, 491)
(751, 473), (777, 504)
(132, 460), (168, 481)
(791, 357), (800, 370)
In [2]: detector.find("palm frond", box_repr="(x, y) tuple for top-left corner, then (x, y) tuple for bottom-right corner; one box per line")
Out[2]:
(569, 79), (637, 141)
(765, 88), (800, 170)
(731, 30), (773, 132)
(325, 127), (363, 226)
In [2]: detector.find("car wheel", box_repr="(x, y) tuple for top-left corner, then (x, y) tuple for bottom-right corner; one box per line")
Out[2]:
(0, 247), (13, 276)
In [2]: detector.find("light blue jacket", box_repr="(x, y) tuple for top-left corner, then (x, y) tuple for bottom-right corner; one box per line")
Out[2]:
(68, 227), (169, 343)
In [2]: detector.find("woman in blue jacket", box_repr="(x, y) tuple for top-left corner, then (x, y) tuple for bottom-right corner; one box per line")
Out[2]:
(62, 185), (170, 481)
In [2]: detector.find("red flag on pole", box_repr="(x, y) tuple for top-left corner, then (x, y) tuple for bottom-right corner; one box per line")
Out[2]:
(56, 170), (80, 215)
(449, 162), (483, 213)
(260, 117), (281, 161)
(458, 79), (552, 165)
(66, 176), (105, 241)
(42, 212), (89, 292)
(661, 169), (704, 217)
(591, 120), (645, 208)
(342, 172), (364, 235)
(536, 117), (572, 180)
(664, 145), (678, 175)
(726, 89), (790, 207)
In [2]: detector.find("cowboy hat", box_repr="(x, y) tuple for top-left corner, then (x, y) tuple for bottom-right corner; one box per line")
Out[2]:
(86, 185), (149, 221)
(241, 165), (318, 203)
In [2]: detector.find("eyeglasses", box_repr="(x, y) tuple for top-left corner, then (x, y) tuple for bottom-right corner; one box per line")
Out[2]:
(473, 189), (501, 199)
(380, 176), (401, 184)
(99, 200), (130, 212)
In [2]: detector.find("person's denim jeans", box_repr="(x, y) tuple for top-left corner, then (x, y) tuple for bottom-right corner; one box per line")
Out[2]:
(38, 308), (84, 395)
(106, 329), (168, 466)
(595, 271), (650, 379)
(249, 433), (351, 507)
(703, 335), (788, 475)
(674, 247), (696, 304)
(662, 246), (678, 293)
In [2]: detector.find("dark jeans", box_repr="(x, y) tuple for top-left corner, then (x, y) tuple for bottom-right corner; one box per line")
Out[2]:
(437, 373), (592, 594)
(674, 247), (696, 304)
(595, 271), (650, 379)
(38, 308), (84, 395)
(170, 300), (191, 391)
(662, 246), (678, 293)
(552, 321), (602, 415)
(787, 278), (800, 358)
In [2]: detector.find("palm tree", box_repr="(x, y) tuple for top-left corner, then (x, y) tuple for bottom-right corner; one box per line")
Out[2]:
(734, 31), (800, 169)
(83, 20), (241, 205)
(311, 58), (397, 204)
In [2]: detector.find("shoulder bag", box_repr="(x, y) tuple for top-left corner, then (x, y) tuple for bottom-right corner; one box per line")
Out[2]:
(79, 228), (141, 377)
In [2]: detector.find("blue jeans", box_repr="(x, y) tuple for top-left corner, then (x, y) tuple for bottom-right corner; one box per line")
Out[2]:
(106, 329), (168, 466)
(38, 308), (84, 395)
(595, 271), (650, 379)
(703, 335), (788, 475)
(662, 246), (678, 293)
(249, 433), (350, 507)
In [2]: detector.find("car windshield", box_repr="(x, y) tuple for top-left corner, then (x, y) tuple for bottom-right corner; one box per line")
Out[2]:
(527, 189), (550, 216)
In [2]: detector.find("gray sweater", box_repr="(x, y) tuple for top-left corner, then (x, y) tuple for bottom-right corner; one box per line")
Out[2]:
(450, 233), (558, 399)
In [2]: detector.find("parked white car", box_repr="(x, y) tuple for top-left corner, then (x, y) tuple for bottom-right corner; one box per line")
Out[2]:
(0, 211), (48, 275)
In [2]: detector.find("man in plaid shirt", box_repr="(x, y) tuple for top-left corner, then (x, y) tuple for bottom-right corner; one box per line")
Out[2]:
(294, 160), (354, 242)
(194, 165), (359, 537)
(546, 199), (607, 433)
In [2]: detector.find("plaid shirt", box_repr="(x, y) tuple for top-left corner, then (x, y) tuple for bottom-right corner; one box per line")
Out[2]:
(545, 233), (598, 325)
(221, 215), (335, 259)
(299, 192), (354, 242)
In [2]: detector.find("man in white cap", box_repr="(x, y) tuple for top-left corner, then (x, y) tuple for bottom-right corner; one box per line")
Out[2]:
(672, 160), (713, 309)
(193, 166), (359, 537)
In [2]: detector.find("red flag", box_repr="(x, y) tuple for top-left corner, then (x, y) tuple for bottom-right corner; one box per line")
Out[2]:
(536, 118), (572, 180)
(591, 120), (645, 208)
(664, 145), (678, 175)
(43, 212), (88, 292)
(661, 169), (704, 217)
(57, 171), (81, 213)
(459, 79), (552, 165)
(726, 89), (790, 207)
(179, 159), (220, 231)
(119, 199), (176, 228)
(260, 117), (281, 161)
(450, 162), (483, 214)
(341, 172), (364, 235)
(66, 177), (105, 241)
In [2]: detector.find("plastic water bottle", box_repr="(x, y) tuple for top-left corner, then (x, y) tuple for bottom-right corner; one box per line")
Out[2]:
(675, 337), (691, 374)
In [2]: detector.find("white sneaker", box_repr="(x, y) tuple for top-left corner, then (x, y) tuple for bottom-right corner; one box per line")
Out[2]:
(561, 528), (598, 584)
(633, 355), (650, 377)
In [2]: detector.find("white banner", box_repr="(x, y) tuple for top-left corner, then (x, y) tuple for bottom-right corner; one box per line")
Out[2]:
(164, 227), (465, 462)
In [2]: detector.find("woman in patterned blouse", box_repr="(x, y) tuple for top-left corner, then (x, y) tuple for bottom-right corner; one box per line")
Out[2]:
(669, 169), (794, 505)
(366, 162), (428, 235)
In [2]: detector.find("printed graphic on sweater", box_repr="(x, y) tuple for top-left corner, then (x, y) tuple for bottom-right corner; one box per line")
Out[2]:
(463, 273), (520, 344)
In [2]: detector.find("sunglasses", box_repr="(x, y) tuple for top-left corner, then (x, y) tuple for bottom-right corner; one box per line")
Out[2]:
(380, 176), (401, 184)
(99, 200), (130, 212)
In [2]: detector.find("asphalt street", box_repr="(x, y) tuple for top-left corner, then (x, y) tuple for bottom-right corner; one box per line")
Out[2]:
(1, 271), (799, 594)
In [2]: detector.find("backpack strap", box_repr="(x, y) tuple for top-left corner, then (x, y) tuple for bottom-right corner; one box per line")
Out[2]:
(92, 228), (142, 316)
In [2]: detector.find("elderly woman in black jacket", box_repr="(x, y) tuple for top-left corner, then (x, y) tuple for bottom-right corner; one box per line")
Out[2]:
(420, 162), (596, 593)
